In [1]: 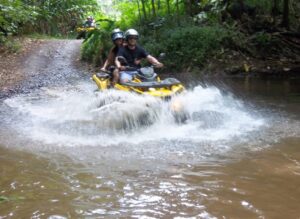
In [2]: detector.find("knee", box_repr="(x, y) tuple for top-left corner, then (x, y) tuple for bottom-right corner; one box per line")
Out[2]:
(113, 69), (119, 75)
(120, 78), (128, 83)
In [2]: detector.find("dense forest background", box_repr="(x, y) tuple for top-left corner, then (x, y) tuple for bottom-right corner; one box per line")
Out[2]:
(1, 0), (299, 74)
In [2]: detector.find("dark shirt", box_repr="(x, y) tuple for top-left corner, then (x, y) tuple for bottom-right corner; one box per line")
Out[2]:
(117, 45), (149, 68)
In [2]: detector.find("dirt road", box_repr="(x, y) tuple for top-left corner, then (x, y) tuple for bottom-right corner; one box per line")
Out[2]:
(0, 39), (86, 98)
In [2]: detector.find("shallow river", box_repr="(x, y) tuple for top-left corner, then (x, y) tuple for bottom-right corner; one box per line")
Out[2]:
(0, 41), (300, 218)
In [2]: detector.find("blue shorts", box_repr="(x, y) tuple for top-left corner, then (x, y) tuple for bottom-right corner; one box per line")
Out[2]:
(120, 71), (138, 82)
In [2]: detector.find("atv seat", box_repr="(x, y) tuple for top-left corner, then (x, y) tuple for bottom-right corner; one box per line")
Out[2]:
(121, 78), (181, 88)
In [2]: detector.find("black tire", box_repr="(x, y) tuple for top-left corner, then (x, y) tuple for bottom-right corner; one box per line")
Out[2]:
(76, 31), (86, 39)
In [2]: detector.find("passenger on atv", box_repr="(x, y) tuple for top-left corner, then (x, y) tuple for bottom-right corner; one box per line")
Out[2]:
(115, 29), (163, 83)
(101, 28), (125, 86)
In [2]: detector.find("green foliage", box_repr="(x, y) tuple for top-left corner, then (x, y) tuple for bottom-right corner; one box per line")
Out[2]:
(250, 32), (280, 54)
(143, 25), (230, 69)
(245, 0), (273, 13)
(252, 32), (272, 46)
(0, 0), (36, 36)
(29, 0), (100, 36)
(0, 195), (25, 203)
(0, 0), (100, 38)
(0, 196), (9, 203)
(80, 15), (121, 66)
(0, 36), (22, 53)
(114, 0), (186, 28)
(81, 29), (111, 65)
(3, 39), (22, 53)
(115, 1), (139, 28)
(77, 0), (300, 71)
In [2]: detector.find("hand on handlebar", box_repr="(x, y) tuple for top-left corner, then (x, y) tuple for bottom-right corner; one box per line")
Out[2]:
(100, 67), (110, 74)
(134, 58), (141, 65)
(119, 66), (126, 71)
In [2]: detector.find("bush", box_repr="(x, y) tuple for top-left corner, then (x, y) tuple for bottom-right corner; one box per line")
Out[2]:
(81, 29), (111, 66)
(143, 25), (230, 70)
(252, 31), (273, 47)
(0, 37), (22, 53)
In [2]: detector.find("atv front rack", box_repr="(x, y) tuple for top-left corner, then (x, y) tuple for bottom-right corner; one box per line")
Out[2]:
(121, 78), (181, 88)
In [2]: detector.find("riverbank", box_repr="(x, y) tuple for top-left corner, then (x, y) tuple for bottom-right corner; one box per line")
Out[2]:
(199, 49), (300, 79)
(1, 37), (299, 96)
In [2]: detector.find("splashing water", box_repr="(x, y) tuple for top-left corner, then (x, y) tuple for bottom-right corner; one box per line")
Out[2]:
(3, 82), (264, 148)
(2, 40), (300, 219)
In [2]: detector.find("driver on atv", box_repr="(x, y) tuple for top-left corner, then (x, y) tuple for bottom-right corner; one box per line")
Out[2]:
(84, 16), (95, 28)
(115, 29), (163, 83)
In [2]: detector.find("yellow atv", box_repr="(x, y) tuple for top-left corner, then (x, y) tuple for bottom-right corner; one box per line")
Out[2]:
(93, 53), (188, 122)
(76, 27), (96, 39)
(92, 66), (185, 99)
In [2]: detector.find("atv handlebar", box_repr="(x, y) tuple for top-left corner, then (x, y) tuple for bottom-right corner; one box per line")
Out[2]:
(117, 54), (164, 71)
(99, 69), (110, 73)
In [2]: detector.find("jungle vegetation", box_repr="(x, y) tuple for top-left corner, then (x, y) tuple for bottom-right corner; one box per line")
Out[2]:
(82, 0), (300, 73)
(0, 0), (99, 51)
(1, 0), (299, 73)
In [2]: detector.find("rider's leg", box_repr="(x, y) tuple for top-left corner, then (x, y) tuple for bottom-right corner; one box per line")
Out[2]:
(120, 71), (134, 83)
(112, 68), (120, 86)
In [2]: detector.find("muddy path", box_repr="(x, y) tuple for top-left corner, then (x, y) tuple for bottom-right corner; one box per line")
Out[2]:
(0, 39), (88, 99)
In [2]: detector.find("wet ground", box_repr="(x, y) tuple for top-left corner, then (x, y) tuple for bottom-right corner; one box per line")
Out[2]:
(0, 40), (300, 218)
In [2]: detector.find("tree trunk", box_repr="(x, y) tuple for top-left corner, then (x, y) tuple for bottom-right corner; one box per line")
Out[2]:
(141, 0), (148, 21)
(176, 0), (180, 25)
(238, 0), (245, 10)
(272, 0), (280, 16)
(137, 0), (142, 24)
(151, 0), (156, 18)
(166, 0), (171, 15)
(185, 0), (198, 16)
(281, 0), (290, 29)
(184, 0), (191, 16)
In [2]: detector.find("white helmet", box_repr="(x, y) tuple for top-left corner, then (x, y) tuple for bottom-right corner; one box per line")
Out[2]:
(112, 32), (124, 41)
(111, 28), (124, 41)
(112, 28), (122, 35)
(125, 29), (139, 40)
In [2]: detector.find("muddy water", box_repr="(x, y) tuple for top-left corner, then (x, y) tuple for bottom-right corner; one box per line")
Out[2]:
(0, 40), (300, 218)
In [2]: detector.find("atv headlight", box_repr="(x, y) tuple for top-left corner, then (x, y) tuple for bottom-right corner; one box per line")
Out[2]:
(170, 99), (183, 112)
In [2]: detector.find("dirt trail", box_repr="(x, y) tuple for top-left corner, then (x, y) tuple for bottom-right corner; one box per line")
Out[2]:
(0, 39), (86, 98)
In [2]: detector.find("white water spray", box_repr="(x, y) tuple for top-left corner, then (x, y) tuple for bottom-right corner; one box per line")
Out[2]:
(3, 82), (264, 147)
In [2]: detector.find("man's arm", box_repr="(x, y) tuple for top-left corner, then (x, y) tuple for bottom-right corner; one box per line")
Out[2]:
(115, 47), (126, 71)
(115, 57), (121, 69)
(115, 56), (127, 71)
(146, 55), (164, 68)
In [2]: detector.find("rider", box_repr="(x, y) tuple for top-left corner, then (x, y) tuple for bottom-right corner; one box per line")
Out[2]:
(115, 29), (163, 83)
(101, 28), (124, 85)
(83, 16), (95, 28)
